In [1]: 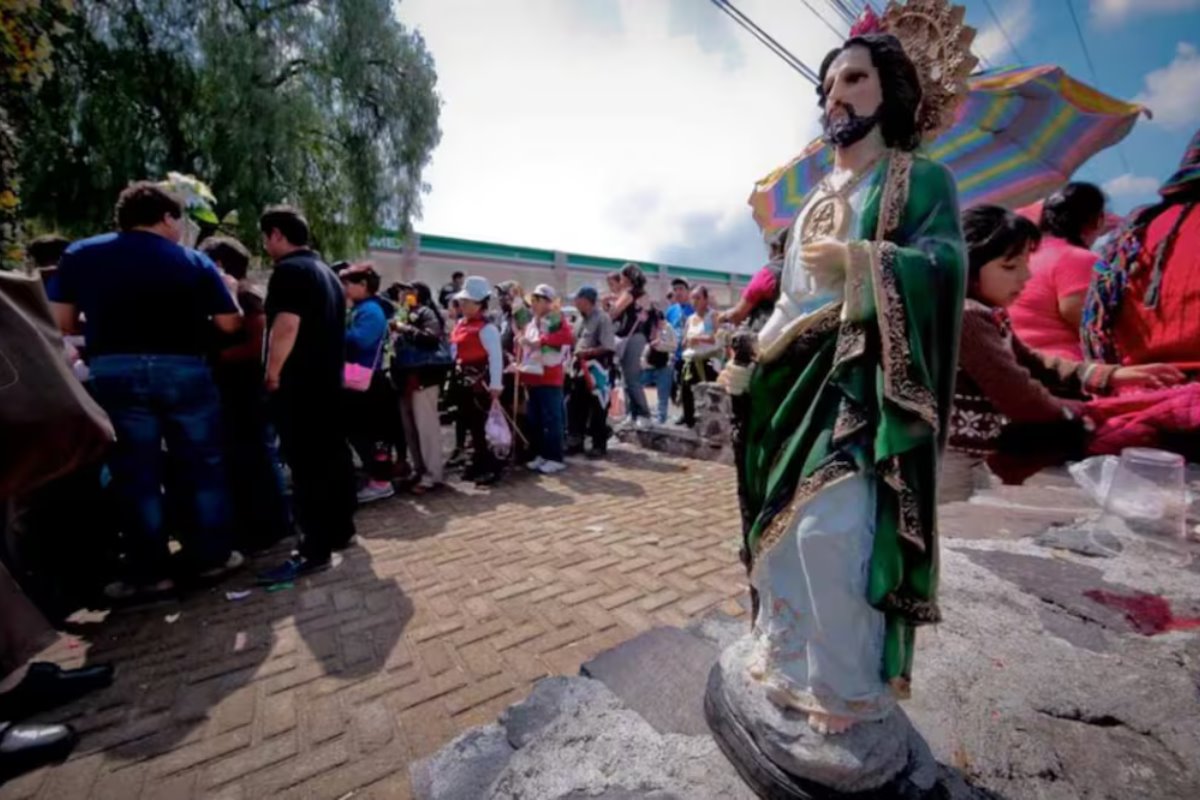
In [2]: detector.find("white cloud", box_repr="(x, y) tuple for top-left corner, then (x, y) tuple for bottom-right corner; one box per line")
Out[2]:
(1133, 42), (1200, 130)
(1103, 173), (1159, 198)
(395, 0), (844, 273)
(974, 0), (1035, 66)
(1092, 0), (1200, 26)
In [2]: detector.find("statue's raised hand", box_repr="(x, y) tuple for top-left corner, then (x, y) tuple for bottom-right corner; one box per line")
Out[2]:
(800, 238), (849, 290)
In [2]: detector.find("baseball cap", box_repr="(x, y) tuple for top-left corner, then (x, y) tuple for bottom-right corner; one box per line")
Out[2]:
(531, 283), (557, 300)
(570, 285), (599, 304)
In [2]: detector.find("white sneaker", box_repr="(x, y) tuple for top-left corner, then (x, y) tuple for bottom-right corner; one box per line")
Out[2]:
(525, 457), (546, 471)
(357, 481), (396, 504)
(537, 460), (567, 475)
(634, 417), (651, 430)
(200, 550), (246, 579)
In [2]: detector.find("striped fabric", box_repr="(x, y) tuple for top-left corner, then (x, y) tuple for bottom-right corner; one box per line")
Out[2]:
(1160, 128), (1200, 198)
(749, 65), (1146, 235)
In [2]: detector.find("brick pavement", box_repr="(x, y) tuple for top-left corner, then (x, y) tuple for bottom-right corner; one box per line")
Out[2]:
(0, 446), (749, 800)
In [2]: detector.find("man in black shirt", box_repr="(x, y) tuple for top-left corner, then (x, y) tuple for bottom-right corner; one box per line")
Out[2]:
(257, 206), (357, 583)
(438, 271), (464, 310)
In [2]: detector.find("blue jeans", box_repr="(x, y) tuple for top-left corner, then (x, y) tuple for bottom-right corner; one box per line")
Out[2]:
(89, 355), (234, 583)
(526, 385), (565, 463)
(641, 365), (673, 424)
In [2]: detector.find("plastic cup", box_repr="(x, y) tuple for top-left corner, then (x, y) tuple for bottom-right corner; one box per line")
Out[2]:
(1103, 447), (1188, 540)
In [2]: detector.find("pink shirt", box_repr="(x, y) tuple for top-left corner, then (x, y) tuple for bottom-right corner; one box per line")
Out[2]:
(1008, 235), (1096, 360)
(742, 264), (779, 306)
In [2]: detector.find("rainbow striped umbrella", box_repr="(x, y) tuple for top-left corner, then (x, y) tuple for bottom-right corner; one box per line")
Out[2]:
(749, 65), (1148, 235)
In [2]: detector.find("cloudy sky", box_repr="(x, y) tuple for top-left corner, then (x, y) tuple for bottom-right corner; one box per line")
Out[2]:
(395, 0), (1200, 274)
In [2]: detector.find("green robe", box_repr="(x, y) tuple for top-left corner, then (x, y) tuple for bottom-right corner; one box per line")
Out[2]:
(742, 151), (966, 690)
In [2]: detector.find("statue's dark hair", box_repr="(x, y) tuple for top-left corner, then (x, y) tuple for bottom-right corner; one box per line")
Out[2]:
(817, 34), (923, 152)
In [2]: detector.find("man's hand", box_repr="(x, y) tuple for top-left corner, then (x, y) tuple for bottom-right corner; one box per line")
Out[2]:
(265, 372), (281, 392)
(1110, 363), (1186, 391)
(800, 238), (849, 288)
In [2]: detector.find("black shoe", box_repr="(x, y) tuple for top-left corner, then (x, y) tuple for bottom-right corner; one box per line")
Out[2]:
(564, 444), (585, 457)
(255, 556), (332, 585)
(461, 465), (482, 481)
(585, 448), (607, 460)
(0, 663), (114, 722)
(0, 722), (77, 782)
(474, 471), (500, 487)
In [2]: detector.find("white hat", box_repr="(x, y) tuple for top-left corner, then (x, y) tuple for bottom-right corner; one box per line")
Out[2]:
(531, 283), (557, 300)
(454, 275), (492, 303)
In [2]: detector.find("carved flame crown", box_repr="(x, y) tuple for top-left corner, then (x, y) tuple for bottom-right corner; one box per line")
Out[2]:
(849, 0), (978, 137)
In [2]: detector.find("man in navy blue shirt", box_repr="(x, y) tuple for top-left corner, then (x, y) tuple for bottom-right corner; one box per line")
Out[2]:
(50, 182), (244, 600)
(256, 205), (358, 584)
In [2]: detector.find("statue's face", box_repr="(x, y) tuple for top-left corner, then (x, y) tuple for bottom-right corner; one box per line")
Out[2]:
(821, 45), (883, 149)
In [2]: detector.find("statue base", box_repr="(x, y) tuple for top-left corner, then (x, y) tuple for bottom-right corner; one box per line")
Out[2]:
(705, 635), (939, 799)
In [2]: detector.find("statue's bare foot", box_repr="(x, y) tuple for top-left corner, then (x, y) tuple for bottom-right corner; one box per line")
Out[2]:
(808, 711), (856, 736)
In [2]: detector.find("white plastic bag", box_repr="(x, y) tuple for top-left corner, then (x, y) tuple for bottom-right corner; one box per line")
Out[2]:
(485, 399), (512, 459)
(1069, 455), (1119, 507)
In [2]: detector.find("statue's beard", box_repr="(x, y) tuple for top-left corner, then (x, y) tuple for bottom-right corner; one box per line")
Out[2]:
(822, 104), (881, 148)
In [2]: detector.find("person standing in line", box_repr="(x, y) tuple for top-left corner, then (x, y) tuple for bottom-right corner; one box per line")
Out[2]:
(609, 263), (652, 426)
(438, 271), (465, 310)
(338, 264), (399, 504)
(678, 286), (722, 428)
(392, 281), (451, 494)
(256, 206), (358, 584)
(200, 235), (293, 554)
(565, 286), (616, 458)
(663, 277), (693, 404)
(641, 307), (676, 425)
(520, 284), (575, 474)
(449, 276), (505, 487)
(49, 182), (244, 601)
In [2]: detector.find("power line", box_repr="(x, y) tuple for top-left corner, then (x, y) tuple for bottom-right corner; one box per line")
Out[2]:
(980, 0), (1027, 65)
(793, 0), (847, 37)
(1064, 0), (1099, 84)
(824, 0), (860, 27)
(1060, 0), (1132, 173)
(708, 0), (819, 84)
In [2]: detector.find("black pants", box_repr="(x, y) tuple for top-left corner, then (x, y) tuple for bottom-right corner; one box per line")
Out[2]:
(217, 371), (292, 553)
(680, 359), (718, 427)
(271, 387), (357, 563)
(344, 372), (400, 482)
(566, 376), (608, 452)
(452, 378), (499, 476)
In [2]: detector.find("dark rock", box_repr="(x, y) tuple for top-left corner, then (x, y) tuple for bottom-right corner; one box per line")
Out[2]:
(487, 681), (756, 800)
(581, 626), (719, 736)
(410, 723), (514, 800)
(958, 549), (1135, 633)
(499, 676), (621, 749)
(704, 634), (920, 796)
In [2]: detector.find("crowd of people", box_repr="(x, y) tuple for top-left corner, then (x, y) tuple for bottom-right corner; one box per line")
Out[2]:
(0, 126), (1197, 780)
(9, 181), (752, 611)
